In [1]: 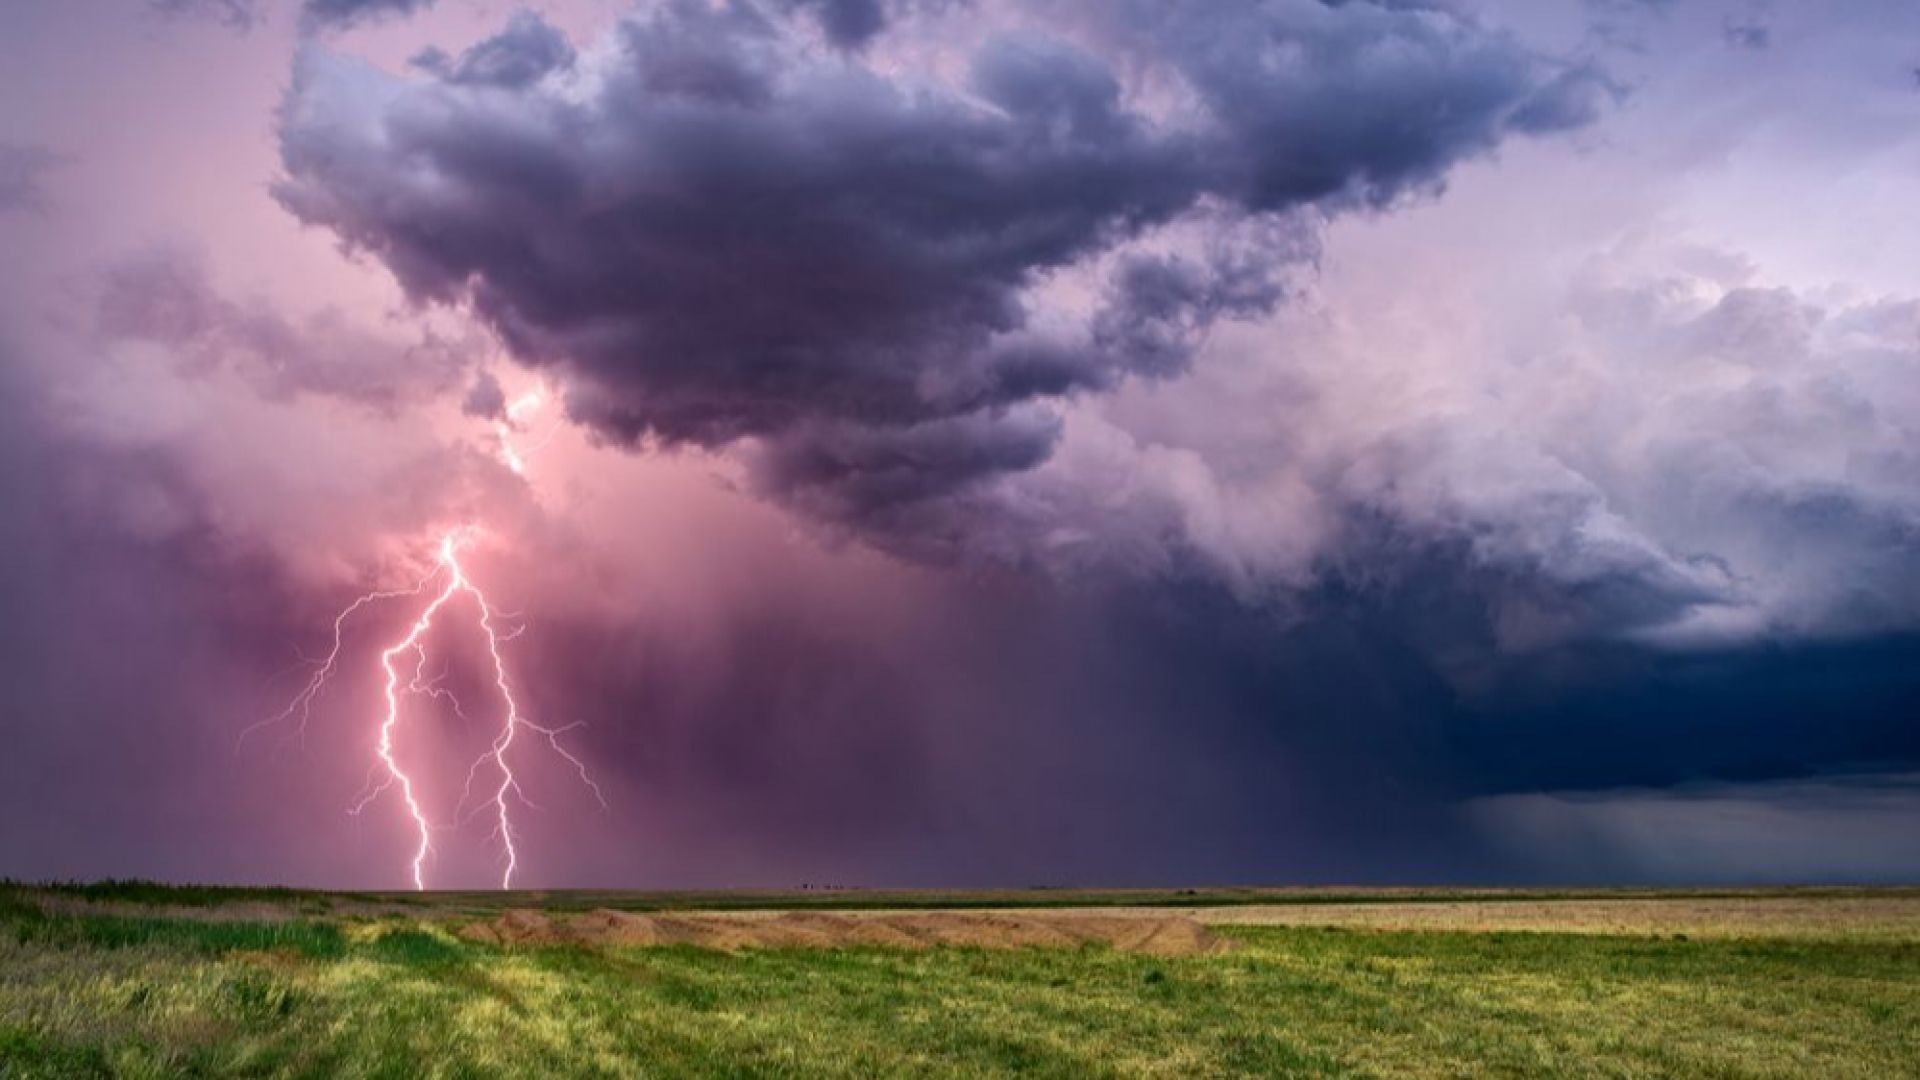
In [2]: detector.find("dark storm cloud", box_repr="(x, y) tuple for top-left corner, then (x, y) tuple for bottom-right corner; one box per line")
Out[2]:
(1070, 0), (1615, 206)
(1282, 521), (1917, 799)
(0, 142), (63, 214)
(274, 0), (1602, 548)
(95, 249), (476, 411)
(1453, 635), (1920, 798)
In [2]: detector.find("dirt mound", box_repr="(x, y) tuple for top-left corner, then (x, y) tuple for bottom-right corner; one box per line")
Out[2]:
(456, 908), (559, 945)
(457, 908), (1231, 956)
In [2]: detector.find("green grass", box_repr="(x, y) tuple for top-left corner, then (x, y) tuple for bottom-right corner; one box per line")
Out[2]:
(12, 881), (317, 909)
(4, 913), (345, 961)
(0, 889), (1915, 1078)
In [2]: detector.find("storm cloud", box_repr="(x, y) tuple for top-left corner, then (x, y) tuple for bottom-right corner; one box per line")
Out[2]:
(1, 0), (1915, 890)
(274, 0), (1602, 548)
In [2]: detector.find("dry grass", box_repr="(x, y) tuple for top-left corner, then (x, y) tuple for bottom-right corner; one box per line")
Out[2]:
(1168, 895), (1920, 940)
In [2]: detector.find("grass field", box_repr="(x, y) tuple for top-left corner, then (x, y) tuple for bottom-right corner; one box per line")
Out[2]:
(1, 884), (1915, 1078)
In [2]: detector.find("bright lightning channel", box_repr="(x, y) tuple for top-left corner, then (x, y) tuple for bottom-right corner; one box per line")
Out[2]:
(244, 388), (603, 890)
(252, 528), (603, 890)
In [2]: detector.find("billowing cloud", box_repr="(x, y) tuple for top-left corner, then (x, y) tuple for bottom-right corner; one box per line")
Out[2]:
(1371, 274), (1920, 645)
(1003, 243), (1920, 652)
(410, 11), (577, 88)
(273, 0), (1601, 553)
(274, 1), (1920, 654)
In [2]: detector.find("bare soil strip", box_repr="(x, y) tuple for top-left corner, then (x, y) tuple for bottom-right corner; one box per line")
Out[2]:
(457, 908), (1234, 956)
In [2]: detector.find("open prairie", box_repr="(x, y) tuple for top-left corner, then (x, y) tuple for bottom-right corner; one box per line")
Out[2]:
(2, 884), (1916, 1078)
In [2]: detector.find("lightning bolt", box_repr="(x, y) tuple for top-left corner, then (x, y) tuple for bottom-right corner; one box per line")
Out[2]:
(251, 526), (604, 890)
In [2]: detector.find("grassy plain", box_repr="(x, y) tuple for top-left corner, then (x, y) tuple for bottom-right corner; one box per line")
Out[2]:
(0, 883), (1915, 1078)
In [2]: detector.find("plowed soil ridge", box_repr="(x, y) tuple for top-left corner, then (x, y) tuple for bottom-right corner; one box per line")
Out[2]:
(458, 908), (1231, 956)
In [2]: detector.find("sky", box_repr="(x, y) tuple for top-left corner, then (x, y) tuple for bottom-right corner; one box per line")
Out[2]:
(0, 0), (1916, 890)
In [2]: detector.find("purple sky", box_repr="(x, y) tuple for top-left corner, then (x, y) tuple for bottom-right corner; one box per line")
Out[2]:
(1, 0), (1917, 889)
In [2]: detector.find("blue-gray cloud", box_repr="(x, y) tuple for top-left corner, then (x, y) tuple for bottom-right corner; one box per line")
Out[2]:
(411, 11), (575, 88)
